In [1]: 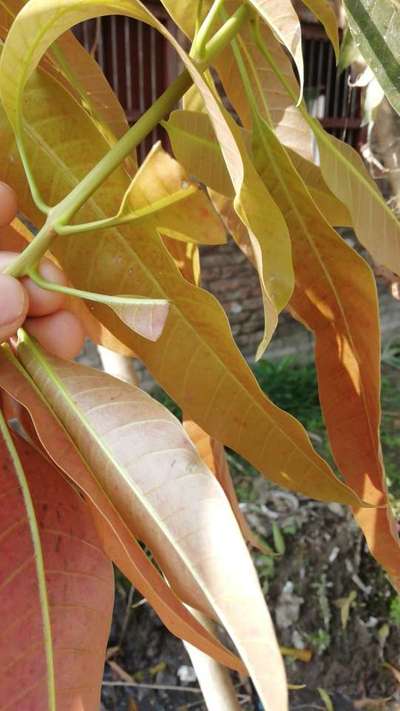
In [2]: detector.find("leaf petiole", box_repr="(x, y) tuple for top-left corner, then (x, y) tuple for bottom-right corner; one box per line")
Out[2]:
(27, 268), (168, 308)
(56, 183), (198, 236)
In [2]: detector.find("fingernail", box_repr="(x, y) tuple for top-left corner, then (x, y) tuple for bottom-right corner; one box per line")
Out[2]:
(0, 274), (26, 326)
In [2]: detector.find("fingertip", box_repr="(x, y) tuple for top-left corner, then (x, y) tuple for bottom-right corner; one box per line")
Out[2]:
(25, 310), (85, 360)
(22, 258), (68, 317)
(0, 183), (18, 227)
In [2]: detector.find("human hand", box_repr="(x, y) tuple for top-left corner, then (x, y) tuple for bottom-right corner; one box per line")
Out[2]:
(0, 183), (85, 359)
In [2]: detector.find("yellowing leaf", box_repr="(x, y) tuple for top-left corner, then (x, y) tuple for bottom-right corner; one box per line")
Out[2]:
(1, 0), (297, 357)
(251, 24), (400, 275)
(0, 347), (244, 674)
(162, 0), (313, 158)
(165, 109), (352, 226)
(250, 114), (400, 591)
(302, 0), (340, 61)
(311, 124), (400, 274)
(16, 333), (288, 710)
(164, 110), (234, 197)
(0, 412), (114, 709)
(106, 296), (169, 341)
(0, 2), (364, 512)
(184, 420), (272, 554)
(247, 0), (304, 101)
(118, 141), (226, 245)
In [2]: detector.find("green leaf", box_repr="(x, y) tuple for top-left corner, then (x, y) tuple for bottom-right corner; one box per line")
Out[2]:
(344, 0), (400, 116)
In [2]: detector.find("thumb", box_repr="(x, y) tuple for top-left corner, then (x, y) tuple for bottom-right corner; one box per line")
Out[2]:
(0, 274), (28, 342)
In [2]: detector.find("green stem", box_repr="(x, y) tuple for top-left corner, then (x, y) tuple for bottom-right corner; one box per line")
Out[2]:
(0, 406), (56, 711)
(3, 221), (55, 278)
(27, 268), (168, 306)
(56, 3), (249, 226)
(191, 0), (225, 60)
(56, 184), (197, 236)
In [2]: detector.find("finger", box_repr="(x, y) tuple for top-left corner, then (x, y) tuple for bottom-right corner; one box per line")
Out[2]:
(0, 183), (18, 227)
(0, 273), (29, 342)
(0, 252), (68, 317)
(25, 310), (85, 360)
(22, 259), (68, 317)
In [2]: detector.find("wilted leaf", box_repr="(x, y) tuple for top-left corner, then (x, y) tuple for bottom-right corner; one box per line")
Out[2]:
(0, 347), (246, 674)
(15, 333), (288, 709)
(334, 590), (357, 630)
(344, 0), (400, 117)
(0, 407), (114, 709)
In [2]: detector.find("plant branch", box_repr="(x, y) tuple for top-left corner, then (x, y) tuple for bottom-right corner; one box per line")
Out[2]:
(55, 3), (250, 226)
(191, 0), (225, 60)
(0, 405), (56, 710)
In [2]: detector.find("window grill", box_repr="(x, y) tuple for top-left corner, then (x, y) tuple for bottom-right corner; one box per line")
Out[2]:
(74, 13), (364, 158)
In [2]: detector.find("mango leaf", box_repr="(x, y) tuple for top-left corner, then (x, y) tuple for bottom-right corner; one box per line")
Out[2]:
(311, 123), (400, 274)
(165, 109), (352, 227)
(184, 419), (273, 555)
(14, 333), (288, 709)
(250, 114), (400, 591)
(302, 0), (339, 60)
(100, 295), (169, 342)
(0, 407), (114, 709)
(161, 0), (313, 159)
(0, 0), (133, 160)
(247, 0), (304, 100)
(1, 0), (297, 357)
(249, 23), (400, 274)
(0, 3), (365, 507)
(0, 348), (244, 673)
(117, 141), (226, 245)
(344, 0), (400, 117)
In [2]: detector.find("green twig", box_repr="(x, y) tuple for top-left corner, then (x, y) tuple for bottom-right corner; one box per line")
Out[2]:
(27, 268), (168, 307)
(191, 0), (225, 60)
